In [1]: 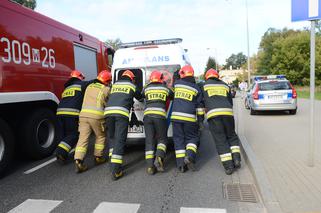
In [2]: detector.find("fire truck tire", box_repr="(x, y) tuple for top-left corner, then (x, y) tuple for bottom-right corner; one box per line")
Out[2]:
(0, 118), (14, 177)
(21, 108), (59, 159)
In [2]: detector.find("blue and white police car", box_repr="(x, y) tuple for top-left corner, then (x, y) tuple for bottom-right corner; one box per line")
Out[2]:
(245, 75), (297, 115)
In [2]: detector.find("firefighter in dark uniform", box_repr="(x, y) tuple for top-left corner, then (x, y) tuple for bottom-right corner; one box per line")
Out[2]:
(104, 70), (142, 180)
(55, 70), (90, 163)
(142, 70), (174, 175)
(201, 69), (241, 175)
(171, 65), (204, 172)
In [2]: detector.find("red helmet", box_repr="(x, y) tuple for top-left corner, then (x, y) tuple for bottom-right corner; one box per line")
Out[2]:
(179, 65), (194, 78)
(149, 70), (164, 83)
(122, 70), (135, 81)
(70, 70), (85, 80)
(205, 68), (219, 80)
(97, 70), (112, 85)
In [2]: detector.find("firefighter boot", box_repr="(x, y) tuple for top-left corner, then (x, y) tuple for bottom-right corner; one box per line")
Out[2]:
(178, 165), (188, 173)
(147, 166), (156, 175)
(154, 156), (164, 172)
(184, 156), (196, 171)
(94, 156), (107, 165)
(55, 149), (68, 165)
(232, 153), (241, 169)
(111, 169), (124, 181)
(223, 163), (235, 175)
(75, 160), (88, 173)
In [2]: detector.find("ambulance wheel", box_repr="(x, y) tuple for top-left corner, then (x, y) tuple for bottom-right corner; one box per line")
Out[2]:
(21, 108), (59, 159)
(289, 109), (297, 115)
(0, 118), (14, 177)
(250, 108), (257, 115)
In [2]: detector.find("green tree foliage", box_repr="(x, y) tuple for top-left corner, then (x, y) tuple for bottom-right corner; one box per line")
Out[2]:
(256, 28), (321, 85)
(224, 52), (247, 70)
(12, 0), (36, 10)
(105, 38), (122, 51)
(204, 57), (218, 72)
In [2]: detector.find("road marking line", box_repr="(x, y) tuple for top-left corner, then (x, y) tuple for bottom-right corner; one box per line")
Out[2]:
(8, 199), (62, 213)
(180, 207), (226, 213)
(93, 202), (140, 213)
(309, 0), (319, 17)
(23, 158), (56, 175)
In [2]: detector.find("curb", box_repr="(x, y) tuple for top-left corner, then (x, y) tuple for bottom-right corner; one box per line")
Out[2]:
(239, 135), (283, 213)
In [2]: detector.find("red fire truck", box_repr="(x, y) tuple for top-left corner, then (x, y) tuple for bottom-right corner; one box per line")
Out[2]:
(0, 1), (114, 175)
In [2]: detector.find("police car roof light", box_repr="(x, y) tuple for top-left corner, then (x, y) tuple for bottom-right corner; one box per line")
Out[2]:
(120, 38), (183, 48)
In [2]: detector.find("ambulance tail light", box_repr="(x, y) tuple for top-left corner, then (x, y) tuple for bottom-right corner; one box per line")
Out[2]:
(253, 84), (259, 100)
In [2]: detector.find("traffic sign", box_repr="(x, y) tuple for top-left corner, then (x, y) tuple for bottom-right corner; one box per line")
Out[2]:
(292, 0), (321, 22)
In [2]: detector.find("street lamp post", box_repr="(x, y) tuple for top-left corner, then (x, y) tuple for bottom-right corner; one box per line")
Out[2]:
(245, 0), (251, 87)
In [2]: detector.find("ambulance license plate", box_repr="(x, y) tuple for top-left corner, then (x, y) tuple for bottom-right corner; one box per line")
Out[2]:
(128, 125), (144, 133)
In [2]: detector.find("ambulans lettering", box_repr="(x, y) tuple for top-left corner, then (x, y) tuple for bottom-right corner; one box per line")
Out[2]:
(175, 89), (193, 101)
(111, 86), (130, 94)
(121, 56), (170, 65)
(147, 93), (166, 101)
(0, 36), (56, 68)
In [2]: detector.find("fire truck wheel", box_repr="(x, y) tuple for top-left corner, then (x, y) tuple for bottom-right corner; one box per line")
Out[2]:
(21, 108), (59, 159)
(0, 118), (14, 177)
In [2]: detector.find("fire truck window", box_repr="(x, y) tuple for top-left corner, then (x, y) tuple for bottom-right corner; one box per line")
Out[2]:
(73, 44), (98, 80)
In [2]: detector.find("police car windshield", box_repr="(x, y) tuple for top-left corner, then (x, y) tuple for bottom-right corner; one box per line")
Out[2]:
(145, 65), (180, 88)
(258, 81), (291, 91)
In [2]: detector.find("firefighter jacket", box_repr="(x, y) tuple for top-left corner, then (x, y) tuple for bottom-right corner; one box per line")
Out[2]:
(56, 78), (91, 117)
(201, 78), (234, 120)
(141, 82), (174, 119)
(170, 77), (204, 123)
(104, 79), (142, 118)
(79, 80), (110, 119)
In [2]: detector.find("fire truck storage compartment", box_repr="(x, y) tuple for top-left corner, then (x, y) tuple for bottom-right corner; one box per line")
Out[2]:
(73, 43), (98, 80)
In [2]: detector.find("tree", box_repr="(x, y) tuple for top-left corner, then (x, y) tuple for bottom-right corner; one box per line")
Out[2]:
(224, 52), (247, 70)
(105, 38), (122, 51)
(12, 0), (36, 10)
(204, 57), (218, 72)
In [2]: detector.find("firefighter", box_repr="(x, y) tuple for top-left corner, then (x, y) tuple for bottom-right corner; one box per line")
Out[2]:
(171, 65), (204, 172)
(104, 70), (142, 180)
(55, 70), (89, 163)
(201, 68), (241, 175)
(142, 70), (174, 175)
(74, 70), (112, 173)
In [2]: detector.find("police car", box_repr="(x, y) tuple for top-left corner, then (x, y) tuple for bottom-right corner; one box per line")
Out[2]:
(245, 75), (297, 115)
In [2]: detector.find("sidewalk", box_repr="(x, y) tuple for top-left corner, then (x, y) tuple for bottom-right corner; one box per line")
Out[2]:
(235, 97), (321, 213)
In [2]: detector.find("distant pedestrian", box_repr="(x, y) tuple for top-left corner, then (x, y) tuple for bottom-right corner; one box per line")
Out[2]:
(171, 65), (204, 172)
(201, 69), (241, 175)
(141, 70), (174, 175)
(74, 70), (112, 173)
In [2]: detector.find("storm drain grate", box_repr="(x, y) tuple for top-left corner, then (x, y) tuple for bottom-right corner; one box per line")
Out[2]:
(223, 183), (259, 203)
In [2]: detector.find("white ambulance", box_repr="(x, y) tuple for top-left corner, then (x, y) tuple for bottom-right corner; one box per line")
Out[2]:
(111, 38), (191, 140)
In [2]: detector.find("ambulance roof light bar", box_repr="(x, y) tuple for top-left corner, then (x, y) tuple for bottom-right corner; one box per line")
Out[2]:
(119, 38), (183, 48)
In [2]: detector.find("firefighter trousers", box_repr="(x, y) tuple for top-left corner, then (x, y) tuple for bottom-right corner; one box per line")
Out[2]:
(173, 121), (199, 168)
(74, 117), (106, 161)
(106, 116), (129, 172)
(208, 115), (241, 169)
(55, 116), (79, 159)
(144, 116), (168, 167)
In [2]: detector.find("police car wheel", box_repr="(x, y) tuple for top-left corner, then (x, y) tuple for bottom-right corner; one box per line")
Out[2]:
(0, 118), (14, 177)
(21, 108), (59, 160)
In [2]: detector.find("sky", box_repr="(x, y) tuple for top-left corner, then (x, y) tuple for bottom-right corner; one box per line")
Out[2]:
(36, 0), (308, 74)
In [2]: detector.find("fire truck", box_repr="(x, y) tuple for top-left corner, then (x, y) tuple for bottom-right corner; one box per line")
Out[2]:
(0, 1), (114, 175)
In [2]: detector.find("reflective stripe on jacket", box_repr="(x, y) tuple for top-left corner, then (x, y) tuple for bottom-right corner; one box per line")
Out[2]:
(201, 78), (234, 120)
(171, 78), (204, 123)
(79, 81), (110, 119)
(142, 82), (173, 118)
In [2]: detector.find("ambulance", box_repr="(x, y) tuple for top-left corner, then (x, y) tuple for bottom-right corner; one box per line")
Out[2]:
(111, 38), (191, 140)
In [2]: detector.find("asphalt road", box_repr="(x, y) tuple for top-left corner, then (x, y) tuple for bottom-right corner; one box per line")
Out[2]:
(0, 119), (263, 213)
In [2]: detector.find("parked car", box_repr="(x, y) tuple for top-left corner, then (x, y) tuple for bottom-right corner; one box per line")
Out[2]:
(245, 75), (297, 115)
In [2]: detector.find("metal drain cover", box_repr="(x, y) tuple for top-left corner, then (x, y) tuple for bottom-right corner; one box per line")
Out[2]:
(223, 183), (259, 203)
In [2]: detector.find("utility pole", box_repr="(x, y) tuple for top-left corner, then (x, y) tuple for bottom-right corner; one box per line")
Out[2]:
(245, 0), (251, 87)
